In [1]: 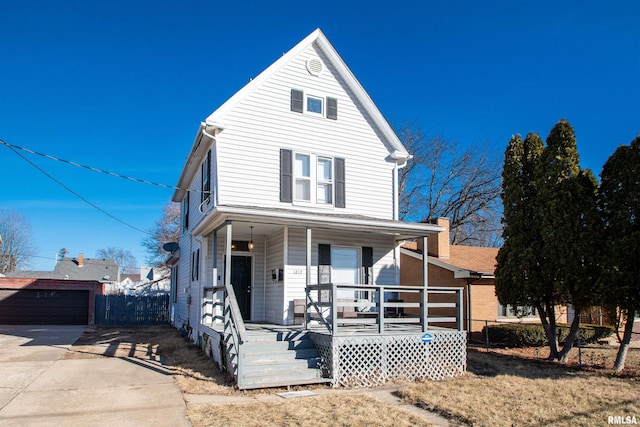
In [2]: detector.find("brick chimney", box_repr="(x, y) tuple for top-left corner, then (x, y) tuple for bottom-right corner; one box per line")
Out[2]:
(78, 253), (84, 267)
(418, 217), (450, 259)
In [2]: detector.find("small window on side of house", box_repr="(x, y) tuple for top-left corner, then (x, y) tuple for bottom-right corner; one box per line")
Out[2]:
(191, 249), (200, 281)
(201, 150), (211, 204)
(182, 193), (190, 232)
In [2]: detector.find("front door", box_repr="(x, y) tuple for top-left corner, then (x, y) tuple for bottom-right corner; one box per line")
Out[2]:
(231, 255), (252, 320)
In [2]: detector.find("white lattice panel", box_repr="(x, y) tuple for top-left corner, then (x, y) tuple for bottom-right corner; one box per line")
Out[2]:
(311, 331), (466, 387)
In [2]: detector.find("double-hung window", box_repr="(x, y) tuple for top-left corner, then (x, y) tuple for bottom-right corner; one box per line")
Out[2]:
(295, 154), (311, 201)
(294, 153), (334, 205)
(316, 157), (333, 204)
(281, 149), (344, 207)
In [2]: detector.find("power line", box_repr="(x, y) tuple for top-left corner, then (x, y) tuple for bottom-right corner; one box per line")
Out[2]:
(3, 141), (151, 236)
(0, 138), (203, 193)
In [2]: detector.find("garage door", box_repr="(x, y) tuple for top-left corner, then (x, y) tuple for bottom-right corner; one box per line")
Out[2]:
(0, 289), (89, 325)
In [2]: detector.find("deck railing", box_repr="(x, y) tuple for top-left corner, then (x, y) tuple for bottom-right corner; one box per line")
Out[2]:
(305, 283), (463, 335)
(222, 282), (247, 382)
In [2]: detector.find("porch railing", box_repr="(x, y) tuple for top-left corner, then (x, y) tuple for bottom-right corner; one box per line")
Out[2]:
(305, 284), (463, 335)
(222, 282), (247, 382)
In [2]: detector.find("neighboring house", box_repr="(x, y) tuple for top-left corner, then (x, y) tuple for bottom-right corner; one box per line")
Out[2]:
(7, 253), (120, 287)
(401, 218), (568, 335)
(111, 267), (170, 296)
(169, 29), (466, 389)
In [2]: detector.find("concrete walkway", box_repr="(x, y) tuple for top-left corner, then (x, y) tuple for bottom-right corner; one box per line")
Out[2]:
(0, 325), (190, 427)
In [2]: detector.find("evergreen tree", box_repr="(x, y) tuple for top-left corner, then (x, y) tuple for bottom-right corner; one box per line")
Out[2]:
(497, 120), (600, 361)
(599, 135), (640, 372)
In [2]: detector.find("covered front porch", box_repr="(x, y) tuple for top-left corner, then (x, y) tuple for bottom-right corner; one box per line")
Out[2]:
(191, 205), (467, 388)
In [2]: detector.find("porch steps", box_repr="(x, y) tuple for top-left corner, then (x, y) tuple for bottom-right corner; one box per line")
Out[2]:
(238, 332), (331, 390)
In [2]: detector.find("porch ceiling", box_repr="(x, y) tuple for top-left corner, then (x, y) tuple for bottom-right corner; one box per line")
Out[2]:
(191, 204), (444, 240)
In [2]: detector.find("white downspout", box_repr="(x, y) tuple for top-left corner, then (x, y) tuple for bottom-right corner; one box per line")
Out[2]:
(391, 152), (410, 285)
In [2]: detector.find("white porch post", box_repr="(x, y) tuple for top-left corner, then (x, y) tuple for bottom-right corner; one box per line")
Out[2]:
(225, 221), (232, 294)
(306, 227), (312, 287)
(305, 227), (311, 330)
(422, 236), (429, 332)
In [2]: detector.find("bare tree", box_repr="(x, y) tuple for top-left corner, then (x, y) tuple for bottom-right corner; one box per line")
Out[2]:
(95, 247), (137, 274)
(141, 202), (180, 267)
(0, 208), (37, 274)
(396, 122), (502, 246)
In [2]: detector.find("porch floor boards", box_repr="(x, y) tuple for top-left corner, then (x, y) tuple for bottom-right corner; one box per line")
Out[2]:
(244, 322), (453, 338)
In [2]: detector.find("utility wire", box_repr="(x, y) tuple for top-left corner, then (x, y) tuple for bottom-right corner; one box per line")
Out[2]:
(0, 138), (202, 193)
(3, 141), (151, 236)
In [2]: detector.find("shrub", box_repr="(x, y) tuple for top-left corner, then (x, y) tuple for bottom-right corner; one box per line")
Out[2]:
(482, 323), (615, 347)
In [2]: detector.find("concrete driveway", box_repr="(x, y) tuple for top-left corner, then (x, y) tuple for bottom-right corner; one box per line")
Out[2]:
(0, 325), (190, 426)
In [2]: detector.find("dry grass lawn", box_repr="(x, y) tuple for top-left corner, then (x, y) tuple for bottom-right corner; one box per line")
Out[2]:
(399, 348), (640, 427)
(68, 325), (640, 427)
(188, 394), (431, 427)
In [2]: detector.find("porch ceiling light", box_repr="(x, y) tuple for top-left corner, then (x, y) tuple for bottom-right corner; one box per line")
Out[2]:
(248, 226), (255, 252)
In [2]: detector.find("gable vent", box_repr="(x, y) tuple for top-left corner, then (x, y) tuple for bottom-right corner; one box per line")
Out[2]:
(306, 58), (323, 76)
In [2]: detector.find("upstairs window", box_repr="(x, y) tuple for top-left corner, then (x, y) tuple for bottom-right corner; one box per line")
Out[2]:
(182, 192), (190, 232)
(295, 153), (311, 201)
(290, 89), (337, 120)
(306, 95), (323, 115)
(201, 150), (211, 204)
(317, 157), (333, 204)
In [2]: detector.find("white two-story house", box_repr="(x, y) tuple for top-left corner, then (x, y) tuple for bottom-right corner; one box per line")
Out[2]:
(169, 29), (466, 389)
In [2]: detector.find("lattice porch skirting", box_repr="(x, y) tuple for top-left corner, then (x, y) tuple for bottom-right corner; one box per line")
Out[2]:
(309, 331), (467, 387)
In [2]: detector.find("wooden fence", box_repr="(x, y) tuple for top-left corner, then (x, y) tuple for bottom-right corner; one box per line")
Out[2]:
(94, 294), (170, 326)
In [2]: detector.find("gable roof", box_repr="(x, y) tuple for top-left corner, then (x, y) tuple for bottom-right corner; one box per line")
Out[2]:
(402, 242), (498, 279)
(173, 28), (409, 201)
(53, 257), (119, 282)
(6, 257), (120, 283)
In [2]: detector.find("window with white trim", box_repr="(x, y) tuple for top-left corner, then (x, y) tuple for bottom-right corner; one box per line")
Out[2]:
(294, 153), (334, 205)
(306, 95), (323, 115)
(281, 149), (345, 207)
(316, 156), (333, 204)
(294, 153), (311, 202)
(290, 89), (337, 120)
(498, 303), (537, 318)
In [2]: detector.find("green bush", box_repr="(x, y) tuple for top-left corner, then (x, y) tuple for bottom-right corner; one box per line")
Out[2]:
(482, 323), (615, 347)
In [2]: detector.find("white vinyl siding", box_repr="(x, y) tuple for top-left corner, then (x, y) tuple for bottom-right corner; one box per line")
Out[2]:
(265, 229), (285, 323)
(214, 44), (395, 219)
(283, 227), (397, 324)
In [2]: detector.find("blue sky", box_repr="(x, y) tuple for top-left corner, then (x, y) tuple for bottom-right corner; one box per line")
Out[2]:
(1, 1), (639, 271)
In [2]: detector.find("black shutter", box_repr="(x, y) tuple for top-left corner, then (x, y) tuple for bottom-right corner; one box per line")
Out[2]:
(335, 157), (345, 208)
(291, 89), (303, 113)
(362, 247), (373, 284)
(327, 97), (337, 120)
(280, 149), (292, 202)
(318, 244), (331, 284)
